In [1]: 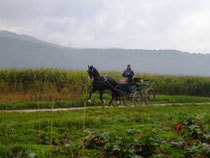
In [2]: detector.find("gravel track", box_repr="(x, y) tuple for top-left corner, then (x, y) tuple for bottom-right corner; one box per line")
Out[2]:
(2, 102), (210, 113)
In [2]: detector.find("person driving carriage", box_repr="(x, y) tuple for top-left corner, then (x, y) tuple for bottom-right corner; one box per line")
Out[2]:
(122, 64), (134, 83)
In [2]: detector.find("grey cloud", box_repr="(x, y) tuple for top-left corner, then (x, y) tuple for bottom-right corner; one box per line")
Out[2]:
(0, 0), (210, 53)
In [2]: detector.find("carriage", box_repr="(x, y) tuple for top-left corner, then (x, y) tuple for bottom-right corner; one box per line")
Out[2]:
(110, 77), (156, 106)
(87, 65), (156, 106)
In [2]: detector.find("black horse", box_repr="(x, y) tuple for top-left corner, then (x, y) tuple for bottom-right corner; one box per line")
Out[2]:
(87, 65), (122, 105)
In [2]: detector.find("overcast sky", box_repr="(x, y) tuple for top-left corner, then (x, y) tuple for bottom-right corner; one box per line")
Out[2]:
(1, 0), (210, 54)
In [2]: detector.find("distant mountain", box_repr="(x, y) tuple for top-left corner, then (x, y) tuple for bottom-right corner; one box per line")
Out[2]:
(0, 30), (61, 47)
(0, 30), (210, 76)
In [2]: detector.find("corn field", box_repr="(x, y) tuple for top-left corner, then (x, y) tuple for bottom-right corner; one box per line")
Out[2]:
(0, 69), (210, 97)
(0, 69), (90, 94)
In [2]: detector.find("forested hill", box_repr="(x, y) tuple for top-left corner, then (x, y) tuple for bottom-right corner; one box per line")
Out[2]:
(0, 30), (210, 76)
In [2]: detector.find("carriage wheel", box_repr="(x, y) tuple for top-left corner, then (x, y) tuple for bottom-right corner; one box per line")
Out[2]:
(145, 88), (156, 106)
(133, 91), (143, 106)
(122, 94), (133, 106)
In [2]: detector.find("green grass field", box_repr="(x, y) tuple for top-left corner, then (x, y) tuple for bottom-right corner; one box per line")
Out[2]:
(0, 69), (210, 157)
(0, 104), (209, 158)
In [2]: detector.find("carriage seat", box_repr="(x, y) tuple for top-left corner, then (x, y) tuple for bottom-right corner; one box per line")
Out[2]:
(120, 77), (140, 85)
(119, 78), (129, 84)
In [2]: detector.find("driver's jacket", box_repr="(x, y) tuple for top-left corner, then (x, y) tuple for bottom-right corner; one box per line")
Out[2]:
(122, 69), (134, 78)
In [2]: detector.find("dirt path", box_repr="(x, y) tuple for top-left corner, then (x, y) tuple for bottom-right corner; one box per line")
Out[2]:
(2, 102), (210, 113)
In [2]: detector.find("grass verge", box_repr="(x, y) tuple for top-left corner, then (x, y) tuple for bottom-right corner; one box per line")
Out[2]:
(0, 104), (209, 157)
(0, 94), (210, 110)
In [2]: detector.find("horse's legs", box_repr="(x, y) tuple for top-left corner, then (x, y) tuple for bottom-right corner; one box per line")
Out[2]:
(88, 89), (93, 103)
(99, 91), (104, 103)
(109, 93), (115, 106)
(117, 96), (121, 105)
(109, 96), (113, 106)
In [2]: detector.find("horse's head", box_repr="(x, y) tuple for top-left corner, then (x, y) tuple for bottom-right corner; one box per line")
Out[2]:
(87, 65), (99, 79)
(87, 65), (93, 79)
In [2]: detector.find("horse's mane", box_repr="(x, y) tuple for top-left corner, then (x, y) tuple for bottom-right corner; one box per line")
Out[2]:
(92, 66), (100, 76)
